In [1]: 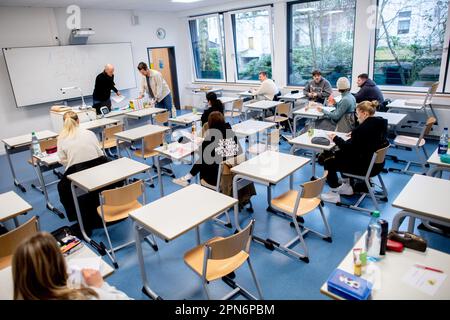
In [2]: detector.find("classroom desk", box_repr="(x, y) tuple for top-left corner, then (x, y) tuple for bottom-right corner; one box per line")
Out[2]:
(130, 184), (237, 300)
(0, 191), (32, 227)
(230, 151), (310, 257)
(278, 92), (305, 102)
(168, 112), (202, 127)
(386, 99), (437, 124)
(219, 96), (241, 106)
(0, 243), (114, 300)
(154, 140), (203, 195)
(123, 107), (166, 127)
(67, 157), (151, 265)
(245, 100), (283, 119)
(79, 117), (120, 131)
(391, 174), (450, 233)
(320, 231), (450, 300)
(2, 130), (58, 192)
(427, 148), (450, 178)
(114, 124), (169, 196)
(231, 119), (276, 154)
(32, 153), (65, 219)
(289, 130), (348, 178)
(375, 111), (407, 126)
(291, 105), (335, 137)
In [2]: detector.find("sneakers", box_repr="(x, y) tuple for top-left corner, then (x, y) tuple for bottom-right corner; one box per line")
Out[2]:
(172, 177), (190, 187)
(336, 183), (354, 196)
(321, 189), (341, 203)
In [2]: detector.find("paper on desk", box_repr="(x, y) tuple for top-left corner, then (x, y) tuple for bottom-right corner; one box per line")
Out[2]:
(402, 265), (447, 296)
(68, 257), (102, 272)
(111, 95), (126, 104)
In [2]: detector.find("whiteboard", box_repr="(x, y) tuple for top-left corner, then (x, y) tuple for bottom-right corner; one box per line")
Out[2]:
(3, 43), (136, 107)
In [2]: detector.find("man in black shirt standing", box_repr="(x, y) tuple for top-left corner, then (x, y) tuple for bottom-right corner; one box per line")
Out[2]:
(92, 64), (121, 114)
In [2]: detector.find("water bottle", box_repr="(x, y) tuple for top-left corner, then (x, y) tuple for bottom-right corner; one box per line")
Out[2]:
(438, 127), (448, 155)
(365, 211), (381, 260)
(31, 131), (41, 156)
(172, 106), (177, 118)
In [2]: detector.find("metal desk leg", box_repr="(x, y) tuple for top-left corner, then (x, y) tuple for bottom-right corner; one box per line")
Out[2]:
(289, 174), (294, 190)
(408, 216), (416, 233)
(13, 217), (20, 227)
(232, 175), (242, 231)
(196, 226), (201, 245)
(155, 156), (164, 197)
(35, 161), (65, 219)
(311, 151), (317, 179)
(134, 222), (162, 300)
(266, 184), (276, 213)
(5, 146), (26, 192)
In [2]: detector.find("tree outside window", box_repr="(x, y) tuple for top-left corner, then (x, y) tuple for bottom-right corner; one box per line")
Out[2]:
(374, 0), (448, 87)
(288, 0), (356, 87)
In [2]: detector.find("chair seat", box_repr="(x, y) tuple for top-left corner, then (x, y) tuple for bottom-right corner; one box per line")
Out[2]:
(97, 200), (142, 223)
(0, 255), (12, 270)
(225, 111), (242, 118)
(103, 139), (123, 150)
(200, 179), (216, 190)
(184, 237), (249, 282)
(134, 149), (158, 159)
(265, 115), (289, 123)
(394, 135), (425, 147)
(271, 190), (321, 216)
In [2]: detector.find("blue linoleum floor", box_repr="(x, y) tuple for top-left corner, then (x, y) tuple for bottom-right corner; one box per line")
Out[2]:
(1, 124), (449, 300)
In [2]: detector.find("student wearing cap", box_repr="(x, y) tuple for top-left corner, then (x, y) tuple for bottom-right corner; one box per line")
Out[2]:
(316, 77), (356, 132)
(303, 70), (333, 104)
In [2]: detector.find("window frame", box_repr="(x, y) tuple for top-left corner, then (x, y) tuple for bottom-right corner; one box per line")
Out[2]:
(188, 13), (227, 83)
(228, 6), (274, 84)
(286, 0), (358, 88)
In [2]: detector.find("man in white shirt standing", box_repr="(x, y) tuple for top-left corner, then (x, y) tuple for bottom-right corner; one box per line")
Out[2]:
(137, 62), (173, 113)
(251, 71), (280, 101)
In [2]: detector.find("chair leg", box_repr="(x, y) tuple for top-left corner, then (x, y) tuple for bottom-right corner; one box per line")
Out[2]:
(202, 279), (211, 300)
(377, 174), (388, 198)
(318, 205), (332, 238)
(101, 216), (118, 266)
(365, 178), (379, 211)
(247, 258), (264, 300)
(291, 216), (309, 258)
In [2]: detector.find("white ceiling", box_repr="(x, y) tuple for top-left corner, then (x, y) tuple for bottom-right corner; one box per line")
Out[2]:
(0, 0), (240, 12)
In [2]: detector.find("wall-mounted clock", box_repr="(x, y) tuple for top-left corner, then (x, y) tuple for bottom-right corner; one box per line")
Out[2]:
(156, 27), (166, 40)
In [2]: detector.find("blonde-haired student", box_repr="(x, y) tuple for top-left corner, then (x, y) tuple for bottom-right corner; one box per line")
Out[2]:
(12, 232), (131, 300)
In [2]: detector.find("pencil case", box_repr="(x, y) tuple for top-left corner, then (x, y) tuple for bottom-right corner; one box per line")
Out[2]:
(440, 153), (450, 164)
(388, 231), (427, 252)
(46, 146), (57, 154)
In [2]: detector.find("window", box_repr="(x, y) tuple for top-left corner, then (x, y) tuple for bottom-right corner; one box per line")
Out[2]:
(189, 15), (226, 81)
(374, 0), (448, 88)
(231, 8), (273, 81)
(287, 0), (357, 87)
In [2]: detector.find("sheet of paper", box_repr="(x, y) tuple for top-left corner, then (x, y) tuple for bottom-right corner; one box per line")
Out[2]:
(402, 265), (447, 296)
(111, 94), (126, 104)
(68, 257), (102, 272)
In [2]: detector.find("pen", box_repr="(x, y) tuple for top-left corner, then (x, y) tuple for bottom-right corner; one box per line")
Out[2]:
(414, 264), (444, 273)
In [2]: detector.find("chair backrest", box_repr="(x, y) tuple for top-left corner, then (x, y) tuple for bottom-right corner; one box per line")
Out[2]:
(143, 132), (164, 151)
(375, 145), (390, 164)
(418, 116), (437, 142)
(104, 124), (124, 142)
(0, 216), (39, 260)
(232, 99), (243, 111)
(101, 180), (144, 206)
(424, 82), (439, 104)
(276, 103), (291, 116)
(300, 172), (328, 199)
(154, 111), (170, 124)
(207, 219), (254, 260)
(39, 137), (57, 151)
(268, 129), (280, 147)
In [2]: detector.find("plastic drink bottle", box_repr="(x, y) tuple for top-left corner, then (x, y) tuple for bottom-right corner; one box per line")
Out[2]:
(31, 132), (41, 156)
(438, 127), (448, 155)
(365, 211), (381, 260)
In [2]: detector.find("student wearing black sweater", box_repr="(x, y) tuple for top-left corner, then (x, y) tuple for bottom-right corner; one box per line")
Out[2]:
(353, 73), (384, 105)
(92, 64), (121, 114)
(201, 92), (224, 126)
(320, 101), (388, 203)
(173, 111), (241, 187)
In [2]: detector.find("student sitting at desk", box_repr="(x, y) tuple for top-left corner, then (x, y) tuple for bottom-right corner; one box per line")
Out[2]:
(56, 111), (116, 235)
(12, 232), (130, 300)
(316, 77), (356, 132)
(303, 70), (333, 104)
(320, 101), (388, 203)
(251, 71), (280, 101)
(201, 92), (224, 126)
(173, 112), (239, 187)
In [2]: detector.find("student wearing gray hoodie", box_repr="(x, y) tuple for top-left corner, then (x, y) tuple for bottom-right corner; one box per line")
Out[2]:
(303, 70), (333, 104)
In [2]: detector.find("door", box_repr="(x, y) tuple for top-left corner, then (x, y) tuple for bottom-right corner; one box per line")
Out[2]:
(147, 47), (180, 108)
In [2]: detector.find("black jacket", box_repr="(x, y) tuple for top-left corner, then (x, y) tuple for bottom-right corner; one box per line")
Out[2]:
(191, 122), (241, 186)
(201, 103), (224, 125)
(92, 72), (118, 101)
(353, 79), (384, 105)
(57, 156), (123, 234)
(333, 116), (388, 174)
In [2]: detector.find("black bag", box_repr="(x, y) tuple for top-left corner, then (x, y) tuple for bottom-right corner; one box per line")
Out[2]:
(318, 149), (336, 166)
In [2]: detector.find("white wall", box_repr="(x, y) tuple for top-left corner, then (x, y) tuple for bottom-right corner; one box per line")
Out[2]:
(0, 6), (184, 153)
